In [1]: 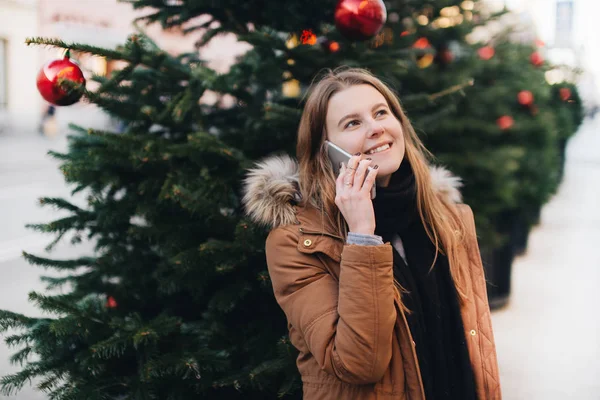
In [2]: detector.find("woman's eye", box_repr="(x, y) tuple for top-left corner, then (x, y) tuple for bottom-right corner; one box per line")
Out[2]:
(345, 120), (359, 129)
(344, 110), (386, 129)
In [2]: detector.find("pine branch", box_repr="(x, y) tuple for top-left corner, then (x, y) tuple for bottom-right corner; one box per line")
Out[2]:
(90, 334), (129, 359)
(9, 346), (33, 367)
(37, 197), (86, 213)
(0, 311), (36, 332)
(40, 276), (75, 291)
(195, 26), (230, 48)
(402, 79), (474, 109)
(26, 36), (191, 80)
(49, 318), (90, 338)
(25, 37), (124, 60)
(0, 369), (35, 396)
(22, 252), (95, 270)
(428, 79), (475, 101)
(25, 215), (83, 251)
(27, 292), (103, 324)
(4, 333), (32, 347)
(95, 63), (138, 95)
(36, 373), (63, 393)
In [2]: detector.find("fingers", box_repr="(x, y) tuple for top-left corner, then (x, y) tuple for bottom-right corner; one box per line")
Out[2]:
(336, 154), (378, 193)
(335, 153), (378, 197)
(353, 158), (372, 188)
(344, 153), (361, 186)
(360, 164), (379, 195)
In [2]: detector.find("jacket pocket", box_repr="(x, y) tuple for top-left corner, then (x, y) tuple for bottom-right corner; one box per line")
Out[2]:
(296, 229), (343, 263)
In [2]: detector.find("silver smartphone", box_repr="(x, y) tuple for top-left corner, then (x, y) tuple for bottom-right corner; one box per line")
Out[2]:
(325, 140), (376, 200)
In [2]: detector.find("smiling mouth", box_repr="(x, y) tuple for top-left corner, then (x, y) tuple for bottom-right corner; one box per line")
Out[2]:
(366, 142), (392, 155)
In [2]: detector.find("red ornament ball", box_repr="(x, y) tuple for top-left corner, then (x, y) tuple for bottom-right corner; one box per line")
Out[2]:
(497, 115), (514, 130)
(530, 51), (544, 67)
(300, 29), (317, 45)
(106, 296), (118, 309)
(477, 46), (495, 61)
(334, 0), (387, 41)
(517, 90), (534, 106)
(412, 37), (431, 49)
(438, 49), (454, 65)
(318, 37), (341, 53)
(327, 41), (341, 53)
(36, 51), (85, 106)
(559, 88), (572, 101)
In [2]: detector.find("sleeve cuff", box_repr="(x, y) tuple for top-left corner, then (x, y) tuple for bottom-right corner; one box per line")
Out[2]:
(347, 232), (384, 246)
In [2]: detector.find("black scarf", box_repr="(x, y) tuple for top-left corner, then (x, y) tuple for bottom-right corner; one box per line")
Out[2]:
(373, 158), (477, 400)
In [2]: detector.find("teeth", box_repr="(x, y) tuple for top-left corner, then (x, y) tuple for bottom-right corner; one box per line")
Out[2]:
(366, 143), (390, 155)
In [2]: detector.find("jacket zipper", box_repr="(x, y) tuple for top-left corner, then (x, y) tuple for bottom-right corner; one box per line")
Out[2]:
(298, 227), (344, 242)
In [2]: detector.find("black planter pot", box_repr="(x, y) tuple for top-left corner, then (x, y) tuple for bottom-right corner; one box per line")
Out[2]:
(557, 138), (568, 182)
(510, 213), (532, 257)
(480, 243), (515, 310)
(481, 209), (525, 310)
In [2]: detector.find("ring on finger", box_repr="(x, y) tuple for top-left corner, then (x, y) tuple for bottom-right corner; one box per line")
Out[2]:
(346, 166), (356, 170)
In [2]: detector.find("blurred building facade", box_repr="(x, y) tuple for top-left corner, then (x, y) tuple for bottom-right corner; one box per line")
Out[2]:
(503, 0), (600, 111)
(0, 0), (39, 134)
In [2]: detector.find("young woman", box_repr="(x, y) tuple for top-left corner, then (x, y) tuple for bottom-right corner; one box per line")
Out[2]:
(243, 67), (501, 399)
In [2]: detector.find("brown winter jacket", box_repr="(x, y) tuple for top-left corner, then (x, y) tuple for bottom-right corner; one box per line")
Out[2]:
(243, 155), (502, 400)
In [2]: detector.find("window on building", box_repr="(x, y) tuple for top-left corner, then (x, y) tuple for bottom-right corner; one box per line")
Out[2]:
(555, 0), (574, 48)
(0, 38), (7, 109)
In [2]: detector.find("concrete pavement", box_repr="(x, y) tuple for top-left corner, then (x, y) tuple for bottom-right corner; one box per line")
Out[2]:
(0, 132), (92, 399)
(491, 114), (600, 399)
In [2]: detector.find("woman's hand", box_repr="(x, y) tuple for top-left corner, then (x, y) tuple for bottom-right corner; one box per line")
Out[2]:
(335, 154), (379, 235)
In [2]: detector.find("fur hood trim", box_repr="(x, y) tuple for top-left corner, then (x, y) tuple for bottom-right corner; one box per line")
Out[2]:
(242, 154), (463, 229)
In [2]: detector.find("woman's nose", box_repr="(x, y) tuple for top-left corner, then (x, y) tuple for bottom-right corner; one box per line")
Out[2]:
(367, 122), (384, 137)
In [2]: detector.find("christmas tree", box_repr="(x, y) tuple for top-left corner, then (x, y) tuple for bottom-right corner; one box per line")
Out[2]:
(0, 0), (582, 398)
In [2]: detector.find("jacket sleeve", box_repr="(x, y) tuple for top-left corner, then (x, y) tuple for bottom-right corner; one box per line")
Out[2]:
(265, 226), (397, 384)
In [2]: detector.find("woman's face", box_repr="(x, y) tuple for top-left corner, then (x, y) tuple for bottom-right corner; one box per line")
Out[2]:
(325, 84), (405, 187)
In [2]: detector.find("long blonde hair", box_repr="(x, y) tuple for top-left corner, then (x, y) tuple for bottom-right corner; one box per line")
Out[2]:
(296, 67), (469, 302)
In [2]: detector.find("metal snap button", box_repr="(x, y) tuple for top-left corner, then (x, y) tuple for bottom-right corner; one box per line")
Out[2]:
(470, 330), (477, 336)
(303, 239), (312, 247)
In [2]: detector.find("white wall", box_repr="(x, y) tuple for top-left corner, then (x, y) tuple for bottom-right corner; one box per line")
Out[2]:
(0, 0), (41, 133)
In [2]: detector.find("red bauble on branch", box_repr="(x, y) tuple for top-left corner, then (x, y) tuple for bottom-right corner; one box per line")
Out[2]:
(106, 296), (118, 309)
(36, 50), (85, 106)
(412, 37), (434, 68)
(517, 90), (534, 106)
(438, 49), (454, 65)
(324, 39), (341, 53)
(334, 0), (387, 41)
(317, 37), (341, 53)
(477, 46), (495, 60)
(497, 115), (514, 130)
(559, 88), (572, 101)
(530, 51), (544, 67)
(300, 29), (317, 45)
(327, 41), (341, 53)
